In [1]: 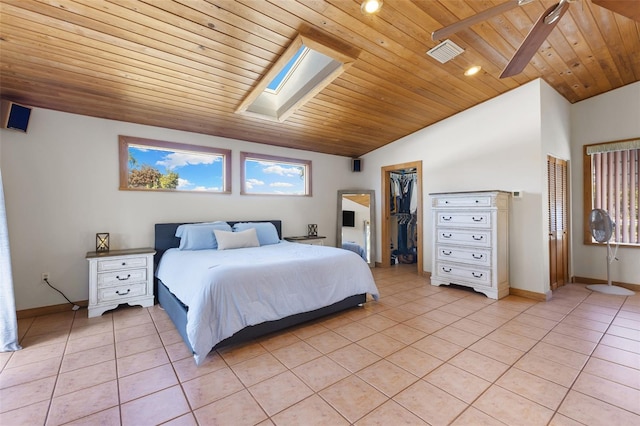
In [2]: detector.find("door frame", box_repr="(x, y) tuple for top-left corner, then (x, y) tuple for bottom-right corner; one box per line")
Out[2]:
(380, 161), (423, 273)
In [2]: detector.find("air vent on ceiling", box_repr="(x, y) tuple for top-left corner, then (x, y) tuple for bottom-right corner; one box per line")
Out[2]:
(426, 39), (464, 64)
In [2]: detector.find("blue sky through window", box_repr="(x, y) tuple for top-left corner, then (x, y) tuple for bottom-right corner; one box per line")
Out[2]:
(244, 158), (306, 195)
(266, 45), (307, 92)
(128, 145), (224, 191)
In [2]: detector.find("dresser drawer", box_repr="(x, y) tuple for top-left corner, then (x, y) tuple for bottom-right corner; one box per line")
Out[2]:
(434, 195), (492, 208)
(98, 268), (147, 287)
(98, 283), (147, 302)
(97, 256), (147, 272)
(436, 246), (491, 266)
(436, 211), (491, 228)
(435, 262), (491, 286)
(436, 229), (491, 247)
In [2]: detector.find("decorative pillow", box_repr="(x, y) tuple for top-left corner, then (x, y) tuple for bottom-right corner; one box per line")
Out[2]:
(232, 222), (280, 246)
(175, 222), (232, 250)
(214, 228), (260, 250)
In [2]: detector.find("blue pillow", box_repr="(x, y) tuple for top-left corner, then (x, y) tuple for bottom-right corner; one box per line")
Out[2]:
(175, 221), (232, 250)
(232, 222), (280, 246)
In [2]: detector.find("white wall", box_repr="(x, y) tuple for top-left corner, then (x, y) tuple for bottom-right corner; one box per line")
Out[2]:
(3, 80), (637, 311)
(540, 82), (572, 292)
(362, 80), (556, 295)
(570, 81), (640, 285)
(0, 109), (354, 310)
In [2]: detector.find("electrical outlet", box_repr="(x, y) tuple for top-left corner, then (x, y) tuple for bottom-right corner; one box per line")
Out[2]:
(41, 273), (49, 283)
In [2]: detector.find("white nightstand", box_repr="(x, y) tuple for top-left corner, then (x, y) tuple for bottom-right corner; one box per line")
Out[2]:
(284, 236), (326, 246)
(86, 248), (156, 318)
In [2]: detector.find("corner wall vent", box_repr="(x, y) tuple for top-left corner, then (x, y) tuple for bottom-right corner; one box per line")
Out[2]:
(426, 39), (464, 63)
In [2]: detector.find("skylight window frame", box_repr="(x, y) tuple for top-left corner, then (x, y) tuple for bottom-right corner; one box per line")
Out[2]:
(264, 46), (309, 95)
(235, 31), (360, 123)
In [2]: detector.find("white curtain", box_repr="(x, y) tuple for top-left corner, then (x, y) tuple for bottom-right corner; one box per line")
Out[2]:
(0, 167), (20, 352)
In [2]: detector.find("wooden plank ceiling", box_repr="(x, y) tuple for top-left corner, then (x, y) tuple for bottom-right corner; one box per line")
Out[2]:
(0, 0), (638, 158)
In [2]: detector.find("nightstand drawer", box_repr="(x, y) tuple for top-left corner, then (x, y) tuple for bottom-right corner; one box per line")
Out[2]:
(98, 283), (147, 302)
(98, 268), (147, 287)
(97, 256), (147, 272)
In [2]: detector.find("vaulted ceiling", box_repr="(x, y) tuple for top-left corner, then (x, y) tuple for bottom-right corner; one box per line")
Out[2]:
(0, 0), (638, 158)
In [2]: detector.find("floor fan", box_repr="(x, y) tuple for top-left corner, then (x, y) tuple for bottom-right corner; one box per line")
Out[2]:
(586, 209), (635, 296)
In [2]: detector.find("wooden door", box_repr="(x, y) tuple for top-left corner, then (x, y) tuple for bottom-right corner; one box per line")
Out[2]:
(548, 156), (569, 290)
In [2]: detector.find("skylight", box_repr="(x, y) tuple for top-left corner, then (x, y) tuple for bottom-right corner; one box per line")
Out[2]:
(236, 32), (360, 123)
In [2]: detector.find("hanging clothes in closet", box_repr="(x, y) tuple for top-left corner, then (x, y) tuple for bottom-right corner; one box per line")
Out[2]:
(390, 170), (417, 264)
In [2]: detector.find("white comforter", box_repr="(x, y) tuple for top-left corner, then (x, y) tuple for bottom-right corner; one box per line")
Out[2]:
(156, 241), (379, 364)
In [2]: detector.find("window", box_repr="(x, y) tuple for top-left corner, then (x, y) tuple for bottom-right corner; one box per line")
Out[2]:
(119, 136), (231, 193)
(241, 152), (311, 196)
(584, 138), (639, 246)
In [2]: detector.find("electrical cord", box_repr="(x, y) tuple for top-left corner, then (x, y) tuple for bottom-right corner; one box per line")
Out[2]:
(43, 278), (80, 311)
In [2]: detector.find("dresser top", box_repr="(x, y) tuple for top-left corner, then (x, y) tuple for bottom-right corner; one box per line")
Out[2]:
(86, 247), (156, 259)
(429, 190), (511, 196)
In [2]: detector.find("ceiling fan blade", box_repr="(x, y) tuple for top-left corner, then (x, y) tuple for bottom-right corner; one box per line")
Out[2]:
(592, 0), (640, 22)
(432, 0), (522, 41)
(500, 1), (570, 78)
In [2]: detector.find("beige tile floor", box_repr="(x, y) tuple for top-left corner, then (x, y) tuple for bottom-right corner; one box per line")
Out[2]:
(1, 265), (639, 425)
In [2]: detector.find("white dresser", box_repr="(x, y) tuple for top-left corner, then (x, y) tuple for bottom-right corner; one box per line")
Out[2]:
(430, 191), (510, 299)
(86, 248), (156, 318)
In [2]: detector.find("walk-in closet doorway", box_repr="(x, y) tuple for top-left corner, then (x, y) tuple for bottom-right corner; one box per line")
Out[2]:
(381, 161), (423, 273)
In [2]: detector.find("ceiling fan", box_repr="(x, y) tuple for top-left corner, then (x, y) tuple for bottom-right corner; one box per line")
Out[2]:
(432, 0), (572, 78)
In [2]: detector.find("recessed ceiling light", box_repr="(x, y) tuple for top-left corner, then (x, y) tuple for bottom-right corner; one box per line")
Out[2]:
(361, 0), (383, 14)
(464, 65), (482, 76)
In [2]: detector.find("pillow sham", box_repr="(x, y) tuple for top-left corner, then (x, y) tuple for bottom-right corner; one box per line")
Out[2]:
(214, 228), (260, 250)
(232, 222), (280, 246)
(175, 221), (232, 250)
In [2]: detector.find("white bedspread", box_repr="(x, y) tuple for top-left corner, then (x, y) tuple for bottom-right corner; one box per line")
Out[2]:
(156, 241), (379, 364)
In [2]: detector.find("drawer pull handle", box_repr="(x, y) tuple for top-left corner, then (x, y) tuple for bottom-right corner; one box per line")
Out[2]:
(472, 235), (483, 240)
(442, 267), (452, 273)
(472, 272), (483, 278)
(472, 254), (483, 259)
(116, 274), (131, 281)
(475, 200), (480, 203)
(472, 217), (483, 222)
(442, 216), (452, 221)
(442, 250), (452, 256)
(121, 262), (126, 266)
(116, 289), (131, 296)
(442, 233), (452, 238)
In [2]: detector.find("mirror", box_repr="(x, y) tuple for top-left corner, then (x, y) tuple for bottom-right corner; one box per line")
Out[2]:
(337, 190), (376, 267)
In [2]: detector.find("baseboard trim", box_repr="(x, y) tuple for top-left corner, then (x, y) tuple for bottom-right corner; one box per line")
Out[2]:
(508, 287), (550, 302)
(16, 300), (88, 320)
(572, 276), (640, 292)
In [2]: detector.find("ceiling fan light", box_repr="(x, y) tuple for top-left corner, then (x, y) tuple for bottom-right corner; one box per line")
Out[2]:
(361, 0), (383, 14)
(464, 65), (482, 76)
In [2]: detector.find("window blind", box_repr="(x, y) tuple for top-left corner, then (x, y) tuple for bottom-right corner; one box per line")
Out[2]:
(591, 146), (639, 244)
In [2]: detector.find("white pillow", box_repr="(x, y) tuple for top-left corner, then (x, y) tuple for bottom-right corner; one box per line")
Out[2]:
(214, 228), (260, 250)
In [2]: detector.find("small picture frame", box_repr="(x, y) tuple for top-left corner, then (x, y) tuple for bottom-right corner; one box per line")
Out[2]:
(307, 224), (318, 237)
(96, 233), (110, 252)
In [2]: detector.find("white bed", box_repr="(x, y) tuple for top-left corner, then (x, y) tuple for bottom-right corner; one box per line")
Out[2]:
(156, 227), (379, 365)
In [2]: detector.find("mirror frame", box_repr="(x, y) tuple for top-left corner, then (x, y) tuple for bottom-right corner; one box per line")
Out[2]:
(337, 189), (376, 267)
